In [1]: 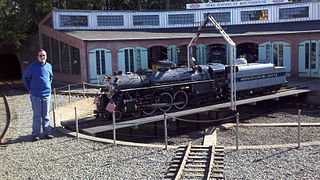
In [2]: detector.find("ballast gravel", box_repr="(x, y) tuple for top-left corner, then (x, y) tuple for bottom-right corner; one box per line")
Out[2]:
(224, 146), (320, 179)
(0, 91), (175, 180)
(219, 107), (320, 179)
(0, 89), (320, 179)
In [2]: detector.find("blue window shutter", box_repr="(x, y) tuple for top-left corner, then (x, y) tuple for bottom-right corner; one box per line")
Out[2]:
(105, 50), (112, 75)
(118, 49), (125, 73)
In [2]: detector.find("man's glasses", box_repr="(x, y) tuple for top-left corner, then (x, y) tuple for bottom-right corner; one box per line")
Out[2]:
(39, 54), (46, 57)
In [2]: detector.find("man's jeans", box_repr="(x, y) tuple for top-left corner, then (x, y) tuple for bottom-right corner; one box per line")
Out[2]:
(30, 94), (51, 136)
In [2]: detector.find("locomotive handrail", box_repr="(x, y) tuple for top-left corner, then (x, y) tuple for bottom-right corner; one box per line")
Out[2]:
(119, 79), (217, 92)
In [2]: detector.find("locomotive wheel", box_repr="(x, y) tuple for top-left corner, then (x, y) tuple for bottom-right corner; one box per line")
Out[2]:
(115, 110), (122, 120)
(159, 92), (173, 112)
(173, 90), (188, 110)
(142, 99), (157, 115)
(132, 110), (141, 117)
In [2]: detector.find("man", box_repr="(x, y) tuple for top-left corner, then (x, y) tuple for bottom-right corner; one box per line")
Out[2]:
(23, 49), (54, 141)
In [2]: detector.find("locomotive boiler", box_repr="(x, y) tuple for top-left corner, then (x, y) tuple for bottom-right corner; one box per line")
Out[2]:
(94, 61), (287, 120)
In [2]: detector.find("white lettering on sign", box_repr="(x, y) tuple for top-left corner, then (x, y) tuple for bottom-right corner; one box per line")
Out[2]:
(186, 0), (289, 9)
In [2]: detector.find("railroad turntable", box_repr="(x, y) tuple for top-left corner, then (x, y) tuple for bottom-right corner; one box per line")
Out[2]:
(55, 82), (317, 180)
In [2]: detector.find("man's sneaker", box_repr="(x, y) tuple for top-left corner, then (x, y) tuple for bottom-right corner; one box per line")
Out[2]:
(33, 136), (40, 142)
(45, 134), (54, 139)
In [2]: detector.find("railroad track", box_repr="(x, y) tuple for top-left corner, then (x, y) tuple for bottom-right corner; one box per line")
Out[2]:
(165, 143), (225, 180)
(0, 83), (12, 144)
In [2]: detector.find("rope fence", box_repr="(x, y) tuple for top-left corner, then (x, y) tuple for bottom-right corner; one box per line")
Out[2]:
(50, 82), (320, 150)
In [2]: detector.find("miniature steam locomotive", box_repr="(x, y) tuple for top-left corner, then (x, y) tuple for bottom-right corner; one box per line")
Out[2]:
(94, 60), (287, 120)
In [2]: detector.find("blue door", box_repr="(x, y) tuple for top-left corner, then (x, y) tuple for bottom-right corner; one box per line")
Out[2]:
(259, 41), (292, 76)
(167, 45), (178, 65)
(196, 44), (207, 65)
(272, 42), (291, 77)
(258, 42), (272, 63)
(118, 47), (148, 73)
(88, 48), (112, 83)
(299, 41), (319, 77)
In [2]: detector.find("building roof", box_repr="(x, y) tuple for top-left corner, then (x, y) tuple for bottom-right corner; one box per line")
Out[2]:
(63, 20), (320, 41)
(64, 31), (196, 41)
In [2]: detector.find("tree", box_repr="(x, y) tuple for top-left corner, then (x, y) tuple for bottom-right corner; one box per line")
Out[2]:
(0, 0), (204, 48)
(0, 0), (53, 48)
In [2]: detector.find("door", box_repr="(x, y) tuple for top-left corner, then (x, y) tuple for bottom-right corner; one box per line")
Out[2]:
(258, 42), (272, 63)
(118, 47), (148, 73)
(88, 49), (112, 83)
(299, 41), (319, 77)
(167, 45), (178, 65)
(259, 41), (291, 76)
(196, 44), (207, 65)
(272, 42), (291, 76)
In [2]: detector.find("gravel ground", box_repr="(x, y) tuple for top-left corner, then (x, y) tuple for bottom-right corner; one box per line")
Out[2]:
(219, 109), (320, 179)
(0, 90), (175, 180)
(218, 126), (320, 146)
(241, 106), (320, 124)
(1, 88), (320, 179)
(224, 146), (320, 179)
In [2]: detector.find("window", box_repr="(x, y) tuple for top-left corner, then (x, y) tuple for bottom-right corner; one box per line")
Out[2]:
(60, 42), (70, 74)
(70, 46), (81, 75)
(133, 15), (159, 26)
(241, 10), (268, 21)
(305, 43), (309, 69)
(304, 43), (316, 69)
(51, 38), (60, 73)
(95, 50), (106, 75)
(101, 51), (106, 75)
(47, 37), (81, 75)
(273, 44), (284, 66)
(60, 15), (88, 27)
(97, 15), (124, 26)
(168, 14), (194, 25)
(204, 12), (231, 23)
(311, 43), (316, 69)
(124, 49), (134, 72)
(279, 7), (309, 19)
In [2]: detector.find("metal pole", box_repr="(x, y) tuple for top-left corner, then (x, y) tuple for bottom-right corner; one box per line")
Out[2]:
(75, 107), (79, 139)
(230, 45), (237, 111)
(236, 113), (239, 150)
(82, 82), (86, 98)
(298, 109), (301, 148)
(112, 111), (116, 145)
(68, 84), (71, 103)
(52, 101), (56, 128)
(97, 75), (100, 85)
(164, 113), (168, 150)
(53, 88), (57, 109)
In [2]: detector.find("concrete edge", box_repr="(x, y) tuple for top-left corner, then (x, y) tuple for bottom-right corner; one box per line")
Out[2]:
(54, 126), (179, 149)
(225, 141), (320, 150)
(222, 122), (320, 128)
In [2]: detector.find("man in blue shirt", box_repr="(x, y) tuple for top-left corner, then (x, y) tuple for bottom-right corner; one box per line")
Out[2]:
(23, 49), (54, 141)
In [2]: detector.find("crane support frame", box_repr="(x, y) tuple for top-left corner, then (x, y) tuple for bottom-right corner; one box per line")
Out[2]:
(187, 15), (237, 111)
